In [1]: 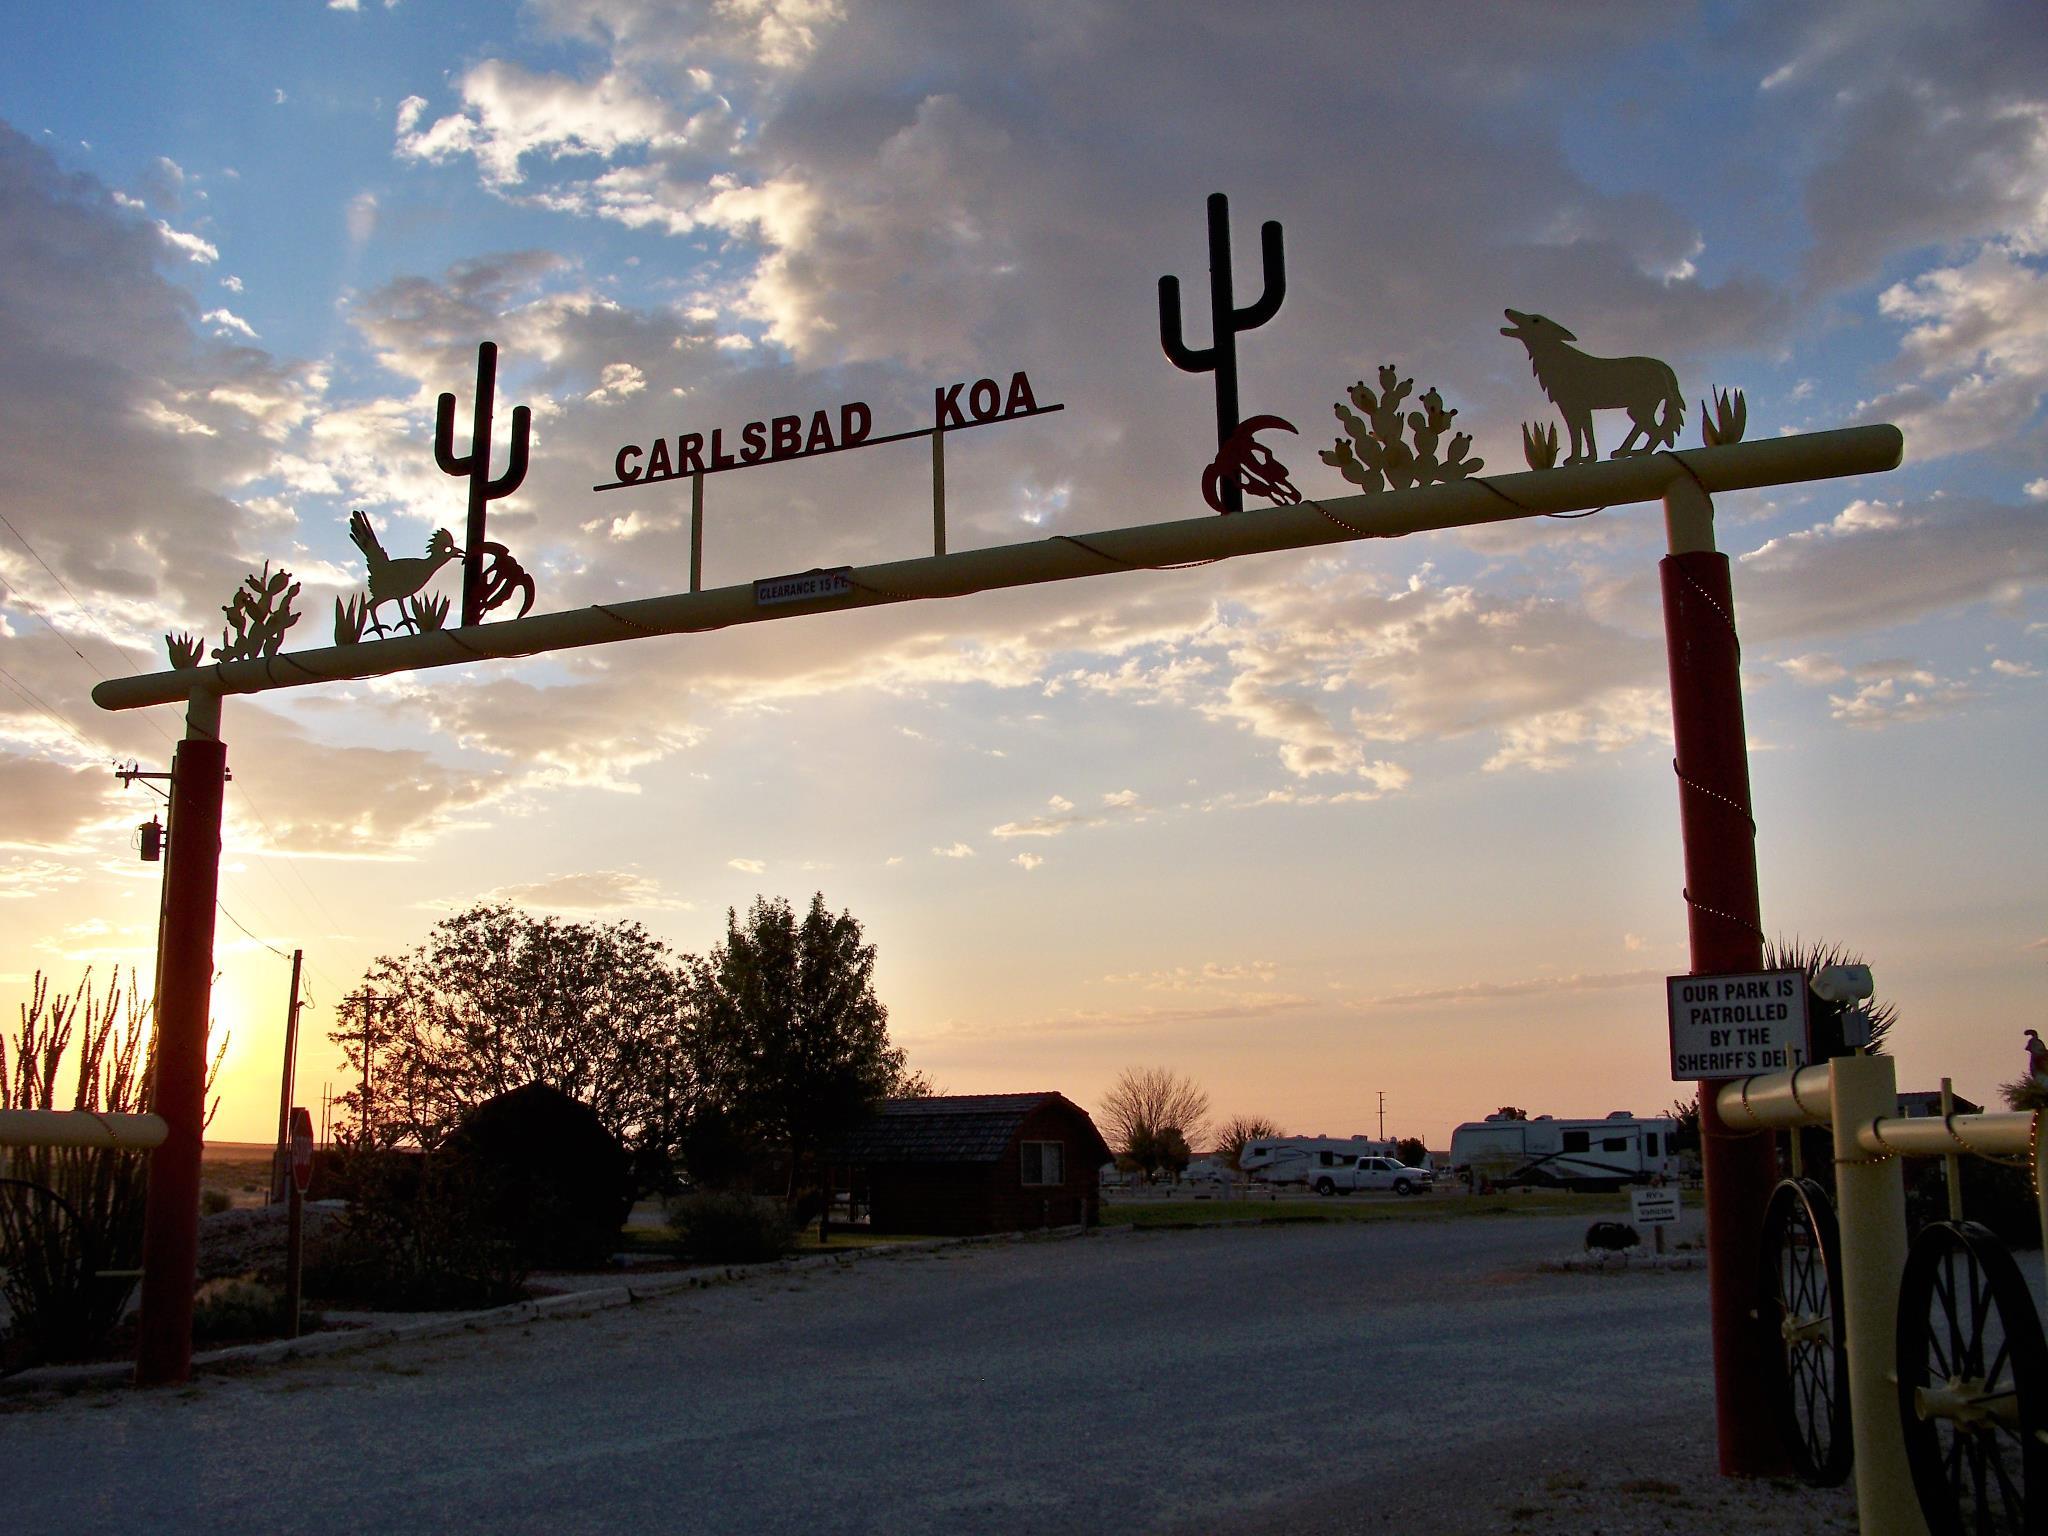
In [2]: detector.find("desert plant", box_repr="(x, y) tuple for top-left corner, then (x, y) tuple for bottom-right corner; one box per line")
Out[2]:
(304, 1146), (525, 1310)
(190, 1274), (317, 1345)
(334, 592), (368, 645)
(201, 1188), (232, 1216)
(406, 590), (451, 633)
(0, 969), (222, 1368)
(1521, 420), (1560, 469)
(1700, 386), (1747, 447)
(441, 1083), (633, 1269)
(212, 561), (302, 662)
(165, 631), (204, 669)
(1320, 364), (1483, 492)
(666, 1191), (794, 1263)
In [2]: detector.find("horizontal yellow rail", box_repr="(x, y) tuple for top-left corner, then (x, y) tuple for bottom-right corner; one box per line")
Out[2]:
(92, 424), (1903, 712)
(0, 1109), (168, 1151)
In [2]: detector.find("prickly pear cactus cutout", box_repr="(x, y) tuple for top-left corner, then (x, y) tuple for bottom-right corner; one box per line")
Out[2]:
(1320, 366), (1483, 493)
(211, 562), (302, 663)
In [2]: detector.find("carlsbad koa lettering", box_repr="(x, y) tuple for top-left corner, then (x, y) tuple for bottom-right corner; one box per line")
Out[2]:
(604, 371), (1047, 489)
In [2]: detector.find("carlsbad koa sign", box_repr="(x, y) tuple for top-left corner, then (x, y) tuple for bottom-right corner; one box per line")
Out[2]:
(595, 371), (1060, 490)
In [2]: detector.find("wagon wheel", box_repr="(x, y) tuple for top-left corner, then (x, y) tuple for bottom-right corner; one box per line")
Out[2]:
(1895, 1219), (2047, 1535)
(1757, 1176), (1852, 1486)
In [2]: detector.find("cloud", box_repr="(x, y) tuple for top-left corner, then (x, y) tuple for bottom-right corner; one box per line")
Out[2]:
(153, 220), (217, 263)
(1732, 496), (2048, 644)
(992, 789), (1148, 840)
(479, 868), (683, 910)
(0, 754), (114, 850)
(1011, 852), (1042, 871)
(201, 307), (257, 339)
(1826, 668), (1979, 729)
(931, 841), (974, 859)
(1860, 244), (2048, 460)
(1370, 969), (1663, 1008)
(727, 857), (766, 874)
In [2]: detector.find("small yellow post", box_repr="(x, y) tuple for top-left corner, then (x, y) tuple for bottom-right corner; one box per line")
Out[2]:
(1830, 1052), (1924, 1536)
(1786, 1046), (1803, 1179)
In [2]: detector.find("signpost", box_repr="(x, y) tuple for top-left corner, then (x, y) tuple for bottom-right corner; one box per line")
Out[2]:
(1630, 1184), (1681, 1255)
(1667, 968), (1810, 1080)
(285, 1106), (313, 1340)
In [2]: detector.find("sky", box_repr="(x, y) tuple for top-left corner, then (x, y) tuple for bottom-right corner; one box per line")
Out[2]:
(0, 0), (2043, 1150)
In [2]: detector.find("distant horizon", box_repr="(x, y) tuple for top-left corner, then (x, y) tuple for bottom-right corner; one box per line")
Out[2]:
(2, 3), (2041, 1150)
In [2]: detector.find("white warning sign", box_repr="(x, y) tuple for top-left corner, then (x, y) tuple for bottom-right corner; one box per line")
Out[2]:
(1667, 969), (1810, 1081)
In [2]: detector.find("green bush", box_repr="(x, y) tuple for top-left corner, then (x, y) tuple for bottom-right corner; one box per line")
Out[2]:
(304, 1147), (525, 1311)
(191, 1274), (317, 1345)
(667, 1192), (794, 1263)
(442, 1083), (633, 1270)
(201, 1188), (233, 1216)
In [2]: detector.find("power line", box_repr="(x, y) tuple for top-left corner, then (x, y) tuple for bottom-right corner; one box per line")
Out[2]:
(0, 521), (351, 964)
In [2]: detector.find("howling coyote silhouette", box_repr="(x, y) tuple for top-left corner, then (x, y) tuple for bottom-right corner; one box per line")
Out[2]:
(1501, 309), (1684, 463)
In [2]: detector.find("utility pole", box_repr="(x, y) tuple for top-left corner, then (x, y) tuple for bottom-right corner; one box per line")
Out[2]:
(1377, 1091), (1386, 1141)
(270, 949), (303, 1203)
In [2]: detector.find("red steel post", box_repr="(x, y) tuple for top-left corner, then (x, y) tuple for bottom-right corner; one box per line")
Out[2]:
(1658, 488), (1788, 1476)
(133, 726), (227, 1386)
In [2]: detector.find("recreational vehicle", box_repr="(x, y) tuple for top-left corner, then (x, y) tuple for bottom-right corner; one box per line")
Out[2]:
(1238, 1135), (1397, 1187)
(1447, 1112), (1680, 1191)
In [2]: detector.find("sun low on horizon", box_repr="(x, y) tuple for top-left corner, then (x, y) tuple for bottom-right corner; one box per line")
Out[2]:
(1, 1), (2043, 1152)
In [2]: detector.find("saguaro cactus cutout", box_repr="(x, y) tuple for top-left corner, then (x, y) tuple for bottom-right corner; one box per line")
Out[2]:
(436, 340), (532, 627)
(1159, 192), (1286, 513)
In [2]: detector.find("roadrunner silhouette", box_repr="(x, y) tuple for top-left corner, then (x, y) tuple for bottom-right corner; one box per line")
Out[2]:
(349, 510), (461, 636)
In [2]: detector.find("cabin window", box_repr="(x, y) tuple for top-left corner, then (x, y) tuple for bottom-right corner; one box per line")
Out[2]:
(1562, 1131), (1590, 1153)
(1644, 1133), (1660, 1156)
(1021, 1141), (1064, 1186)
(1603, 1137), (1627, 1152)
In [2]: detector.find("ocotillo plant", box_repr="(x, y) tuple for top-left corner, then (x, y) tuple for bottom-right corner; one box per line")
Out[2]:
(1158, 192), (1286, 513)
(435, 340), (532, 628)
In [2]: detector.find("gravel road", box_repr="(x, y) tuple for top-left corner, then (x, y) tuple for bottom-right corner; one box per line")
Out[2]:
(3, 1215), (1855, 1535)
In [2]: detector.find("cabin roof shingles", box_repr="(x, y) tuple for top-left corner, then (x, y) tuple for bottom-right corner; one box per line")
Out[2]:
(829, 1092), (1107, 1165)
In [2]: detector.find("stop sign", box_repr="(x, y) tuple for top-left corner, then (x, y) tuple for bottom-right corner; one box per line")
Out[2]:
(288, 1106), (315, 1194)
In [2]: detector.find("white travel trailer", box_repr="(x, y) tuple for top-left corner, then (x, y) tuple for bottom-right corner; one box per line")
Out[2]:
(1239, 1135), (1397, 1186)
(1447, 1112), (1681, 1191)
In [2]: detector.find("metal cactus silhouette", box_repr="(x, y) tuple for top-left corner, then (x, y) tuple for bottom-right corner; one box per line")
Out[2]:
(436, 340), (532, 627)
(1159, 192), (1286, 513)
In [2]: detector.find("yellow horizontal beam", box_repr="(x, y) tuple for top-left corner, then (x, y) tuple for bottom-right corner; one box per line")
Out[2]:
(0, 1109), (168, 1150)
(92, 424), (1903, 713)
(1716, 1065), (1834, 1130)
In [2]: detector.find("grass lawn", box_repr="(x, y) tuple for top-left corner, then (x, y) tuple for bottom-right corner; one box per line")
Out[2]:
(1100, 1189), (1635, 1228)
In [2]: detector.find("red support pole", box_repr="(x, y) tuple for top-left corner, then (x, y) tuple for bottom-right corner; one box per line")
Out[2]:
(134, 725), (227, 1387)
(1659, 523), (1789, 1477)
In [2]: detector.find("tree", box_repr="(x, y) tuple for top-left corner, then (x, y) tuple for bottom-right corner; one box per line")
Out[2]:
(1394, 1135), (1427, 1167)
(1667, 1097), (1702, 1155)
(1098, 1067), (1210, 1181)
(329, 903), (691, 1157)
(1214, 1115), (1280, 1173)
(1493, 1106), (1528, 1121)
(686, 893), (906, 1194)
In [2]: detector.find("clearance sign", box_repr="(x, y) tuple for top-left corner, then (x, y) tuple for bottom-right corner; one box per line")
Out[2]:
(1666, 968), (1810, 1081)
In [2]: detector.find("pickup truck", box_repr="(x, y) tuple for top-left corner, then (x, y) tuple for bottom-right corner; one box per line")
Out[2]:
(1311, 1156), (1434, 1197)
